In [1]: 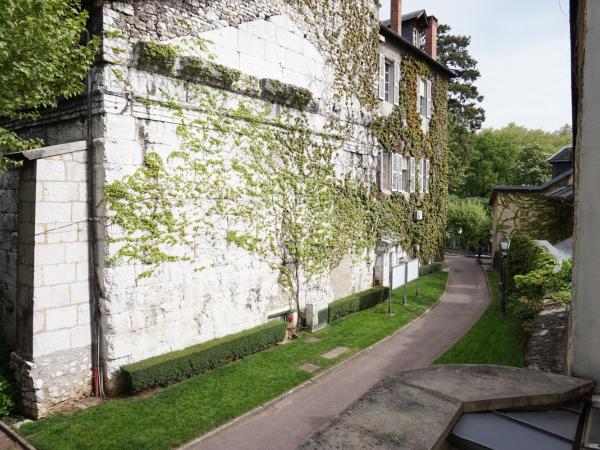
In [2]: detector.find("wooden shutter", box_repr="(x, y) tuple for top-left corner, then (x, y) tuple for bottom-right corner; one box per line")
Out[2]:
(393, 61), (400, 106)
(398, 155), (404, 192)
(425, 159), (431, 193)
(426, 80), (433, 118)
(419, 159), (424, 193)
(391, 154), (399, 192)
(416, 77), (422, 112)
(380, 152), (391, 191)
(378, 54), (385, 100)
(409, 157), (416, 192)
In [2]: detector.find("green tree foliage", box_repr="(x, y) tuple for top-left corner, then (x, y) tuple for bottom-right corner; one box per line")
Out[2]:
(510, 144), (552, 185)
(446, 196), (491, 249)
(0, 0), (97, 162)
(492, 123), (572, 156)
(437, 25), (485, 195)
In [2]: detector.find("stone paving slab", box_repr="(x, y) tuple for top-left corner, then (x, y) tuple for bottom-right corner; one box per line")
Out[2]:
(298, 363), (320, 374)
(298, 365), (594, 450)
(321, 347), (348, 359)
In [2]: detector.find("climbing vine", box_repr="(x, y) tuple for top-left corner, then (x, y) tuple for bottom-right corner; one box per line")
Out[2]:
(370, 56), (450, 261)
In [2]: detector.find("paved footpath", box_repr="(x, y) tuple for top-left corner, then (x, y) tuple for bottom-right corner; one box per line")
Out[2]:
(182, 256), (490, 450)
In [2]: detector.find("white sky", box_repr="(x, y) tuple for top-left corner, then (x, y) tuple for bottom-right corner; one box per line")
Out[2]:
(380, 0), (572, 132)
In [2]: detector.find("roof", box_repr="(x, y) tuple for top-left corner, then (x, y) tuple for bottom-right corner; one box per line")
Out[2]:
(3, 140), (87, 161)
(490, 169), (573, 204)
(548, 185), (574, 203)
(379, 22), (455, 78)
(548, 146), (573, 163)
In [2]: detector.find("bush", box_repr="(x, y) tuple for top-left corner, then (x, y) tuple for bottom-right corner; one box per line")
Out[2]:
(328, 286), (389, 322)
(447, 197), (491, 248)
(122, 320), (287, 393)
(0, 343), (14, 417)
(419, 262), (443, 276)
(506, 235), (556, 292)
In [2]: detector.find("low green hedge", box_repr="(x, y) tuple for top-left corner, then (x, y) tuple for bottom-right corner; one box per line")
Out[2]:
(121, 320), (287, 393)
(419, 262), (444, 276)
(328, 286), (389, 322)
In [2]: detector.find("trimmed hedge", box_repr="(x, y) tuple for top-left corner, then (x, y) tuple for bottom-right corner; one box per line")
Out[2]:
(419, 262), (444, 276)
(121, 320), (287, 393)
(328, 286), (389, 322)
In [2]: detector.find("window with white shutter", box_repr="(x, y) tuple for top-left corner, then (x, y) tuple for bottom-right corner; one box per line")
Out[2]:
(426, 80), (433, 118)
(416, 76), (422, 113)
(419, 159), (425, 193)
(380, 152), (391, 192)
(391, 154), (399, 192)
(378, 54), (385, 101)
(409, 157), (416, 192)
(425, 159), (431, 193)
(402, 157), (409, 191)
(393, 61), (400, 106)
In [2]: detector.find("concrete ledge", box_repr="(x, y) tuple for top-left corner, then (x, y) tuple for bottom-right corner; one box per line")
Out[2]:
(298, 365), (594, 450)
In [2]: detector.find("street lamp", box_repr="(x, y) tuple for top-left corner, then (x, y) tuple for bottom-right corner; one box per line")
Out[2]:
(414, 244), (420, 297)
(500, 235), (511, 317)
(457, 227), (463, 255)
(375, 237), (396, 316)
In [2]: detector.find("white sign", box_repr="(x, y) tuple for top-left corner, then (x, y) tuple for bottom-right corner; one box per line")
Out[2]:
(391, 259), (419, 290)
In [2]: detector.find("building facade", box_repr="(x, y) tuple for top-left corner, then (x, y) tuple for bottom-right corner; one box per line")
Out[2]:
(0, 0), (451, 417)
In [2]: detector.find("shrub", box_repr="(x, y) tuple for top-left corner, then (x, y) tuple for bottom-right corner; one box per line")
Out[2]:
(506, 235), (556, 292)
(419, 262), (443, 276)
(121, 320), (287, 393)
(328, 286), (389, 322)
(446, 197), (491, 249)
(0, 343), (14, 417)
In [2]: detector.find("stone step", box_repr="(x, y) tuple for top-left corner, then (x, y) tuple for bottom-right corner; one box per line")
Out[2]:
(582, 403), (600, 450)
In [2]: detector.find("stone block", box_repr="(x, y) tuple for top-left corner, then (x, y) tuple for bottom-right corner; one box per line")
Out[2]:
(78, 303), (91, 325)
(36, 160), (66, 182)
(33, 329), (71, 356)
(36, 202), (72, 224)
(100, 139), (144, 166)
(42, 263), (76, 286)
(65, 242), (89, 263)
(66, 162), (87, 182)
(45, 305), (78, 331)
(70, 281), (90, 304)
(71, 202), (88, 223)
(46, 224), (79, 244)
(0, 193), (18, 213)
(41, 182), (80, 202)
(105, 114), (137, 142)
(75, 262), (89, 282)
(33, 311), (46, 334)
(33, 284), (71, 311)
(35, 244), (66, 266)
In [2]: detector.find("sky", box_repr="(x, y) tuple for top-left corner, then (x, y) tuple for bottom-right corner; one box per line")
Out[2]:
(380, 0), (572, 132)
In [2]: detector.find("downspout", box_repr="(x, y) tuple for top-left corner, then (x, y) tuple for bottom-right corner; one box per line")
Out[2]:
(84, 29), (104, 398)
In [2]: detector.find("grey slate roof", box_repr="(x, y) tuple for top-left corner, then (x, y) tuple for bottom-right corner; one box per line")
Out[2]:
(548, 185), (574, 202)
(490, 169), (573, 204)
(548, 146), (573, 163)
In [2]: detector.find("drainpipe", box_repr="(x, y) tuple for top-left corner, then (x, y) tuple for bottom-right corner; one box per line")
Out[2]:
(84, 29), (104, 398)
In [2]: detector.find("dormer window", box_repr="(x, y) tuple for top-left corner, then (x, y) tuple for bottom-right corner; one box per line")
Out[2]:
(413, 27), (426, 50)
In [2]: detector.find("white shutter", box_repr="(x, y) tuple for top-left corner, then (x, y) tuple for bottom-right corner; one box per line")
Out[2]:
(391, 154), (399, 192)
(418, 159), (424, 193)
(378, 54), (385, 101)
(425, 159), (431, 193)
(426, 80), (433, 118)
(380, 152), (391, 191)
(416, 77), (422, 112)
(393, 61), (400, 106)
(398, 156), (404, 192)
(409, 157), (416, 192)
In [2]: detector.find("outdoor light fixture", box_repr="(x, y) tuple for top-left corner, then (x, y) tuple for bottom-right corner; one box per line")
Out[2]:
(500, 235), (511, 256)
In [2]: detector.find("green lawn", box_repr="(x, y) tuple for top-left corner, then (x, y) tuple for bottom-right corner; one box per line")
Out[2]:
(20, 272), (448, 450)
(436, 270), (524, 367)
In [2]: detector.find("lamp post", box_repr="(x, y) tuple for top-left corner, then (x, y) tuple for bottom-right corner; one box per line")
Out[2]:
(457, 227), (463, 255)
(375, 238), (395, 316)
(414, 243), (420, 297)
(500, 235), (511, 317)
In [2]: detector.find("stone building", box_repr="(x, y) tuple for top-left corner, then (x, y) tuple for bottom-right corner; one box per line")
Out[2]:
(0, 0), (452, 417)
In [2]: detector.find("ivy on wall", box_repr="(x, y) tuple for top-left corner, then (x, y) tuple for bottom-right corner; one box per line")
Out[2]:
(493, 192), (573, 245)
(371, 57), (450, 262)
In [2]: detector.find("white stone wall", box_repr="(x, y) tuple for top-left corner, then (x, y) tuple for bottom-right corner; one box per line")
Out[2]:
(97, 10), (380, 383)
(10, 151), (93, 418)
(0, 170), (19, 349)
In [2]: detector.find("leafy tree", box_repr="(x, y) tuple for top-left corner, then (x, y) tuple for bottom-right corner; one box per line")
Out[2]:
(446, 196), (491, 249)
(492, 123), (572, 156)
(510, 144), (552, 185)
(0, 0), (97, 164)
(437, 25), (485, 195)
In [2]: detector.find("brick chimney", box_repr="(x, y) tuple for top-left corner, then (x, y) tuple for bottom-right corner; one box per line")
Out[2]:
(425, 16), (439, 59)
(390, 0), (403, 35)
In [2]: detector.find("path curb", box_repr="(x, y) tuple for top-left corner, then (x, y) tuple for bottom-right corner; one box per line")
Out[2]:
(0, 421), (36, 450)
(180, 273), (451, 450)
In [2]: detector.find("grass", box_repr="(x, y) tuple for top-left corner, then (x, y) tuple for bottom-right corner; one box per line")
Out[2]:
(19, 272), (448, 450)
(435, 270), (524, 367)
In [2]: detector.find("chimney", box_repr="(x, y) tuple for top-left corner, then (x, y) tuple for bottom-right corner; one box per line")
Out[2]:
(425, 16), (439, 59)
(390, 0), (403, 35)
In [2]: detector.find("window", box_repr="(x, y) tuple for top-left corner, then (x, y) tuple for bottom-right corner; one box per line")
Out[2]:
(413, 27), (426, 50)
(417, 77), (433, 118)
(380, 152), (403, 193)
(384, 60), (393, 103)
(402, 156), (409, 192)
(417, 159), (431, 194)
(379, 55), (400, 105)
